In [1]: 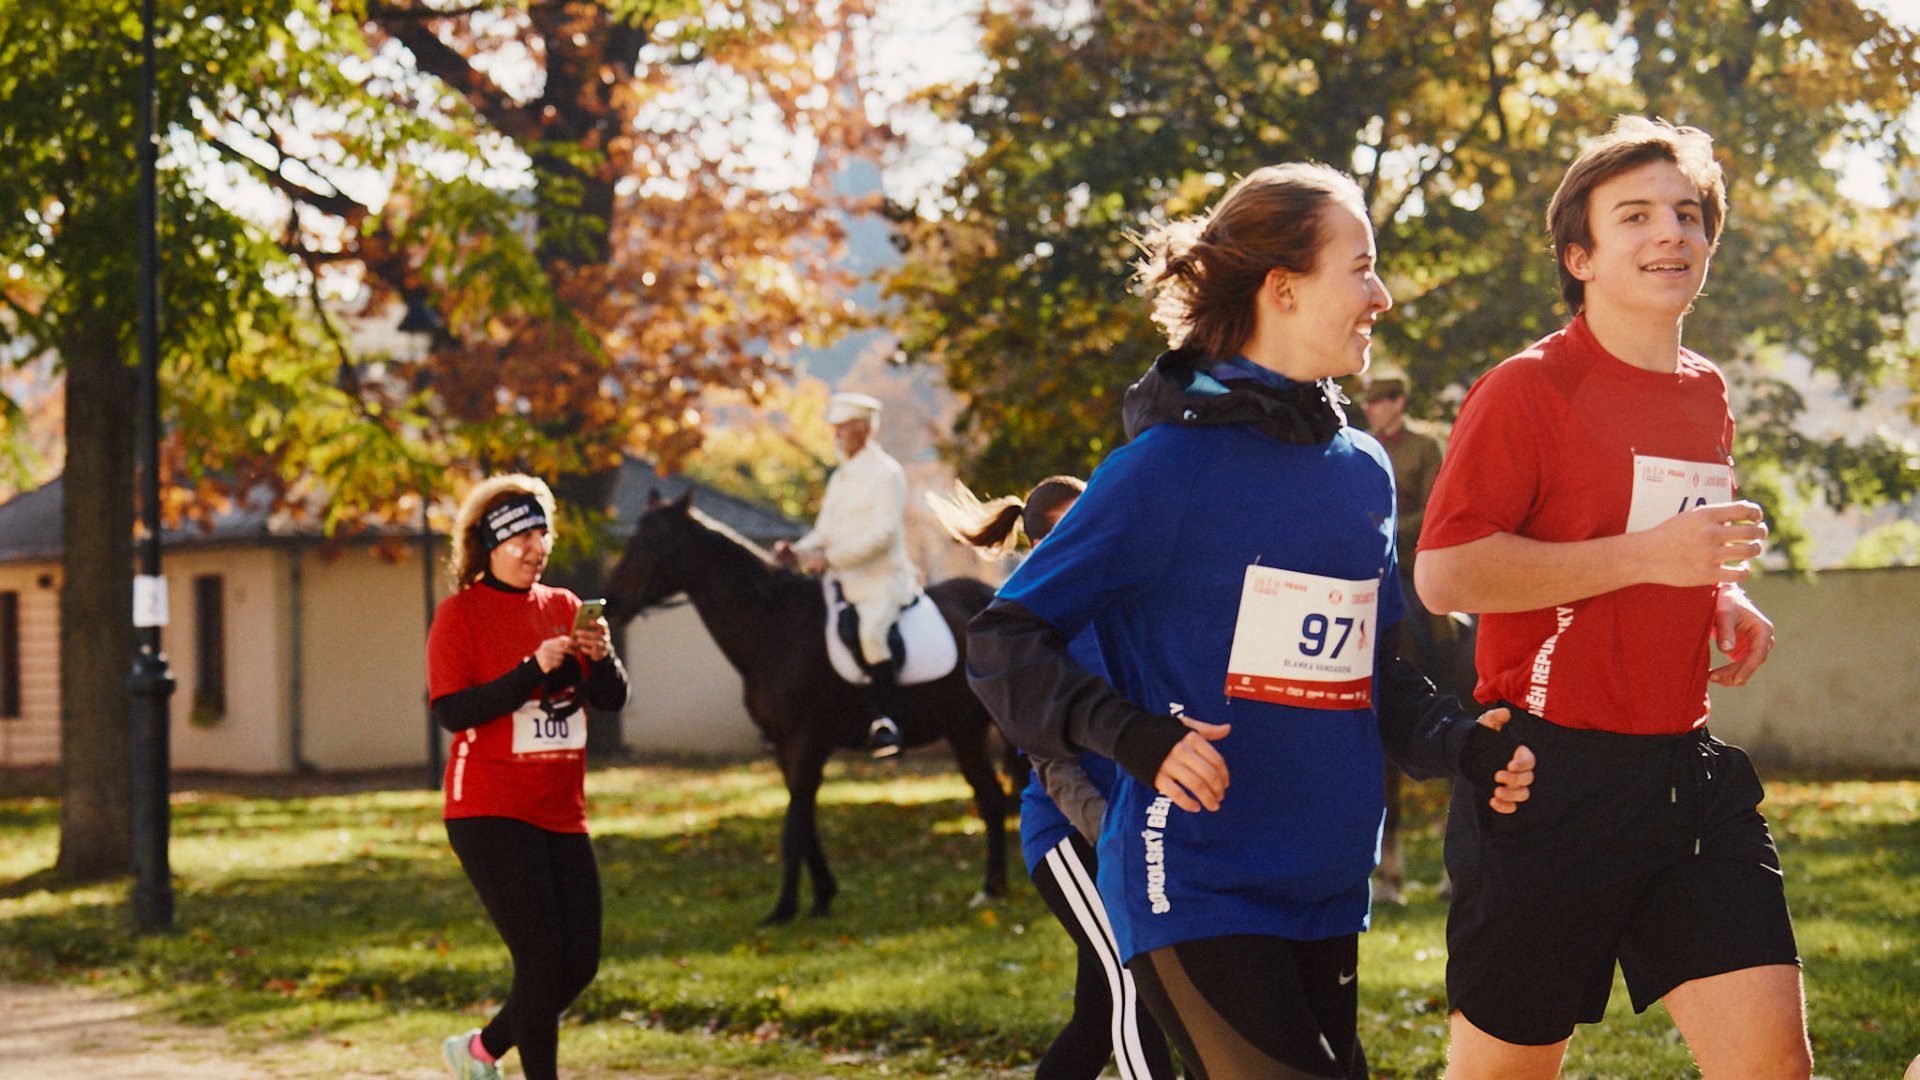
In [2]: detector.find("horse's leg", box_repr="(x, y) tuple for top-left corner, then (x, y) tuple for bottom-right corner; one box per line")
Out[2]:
(773, 737), (839, 922)
(767, 739), (831, 924)
(801, 761), (839, 920)
(944, 712), (1011, 903)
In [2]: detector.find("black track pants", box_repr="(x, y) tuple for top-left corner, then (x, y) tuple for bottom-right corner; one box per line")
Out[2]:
(1029, 833), (1179, 1080)
(446, 816), (602, 1080)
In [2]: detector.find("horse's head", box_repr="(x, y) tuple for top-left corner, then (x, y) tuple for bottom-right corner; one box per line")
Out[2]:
(604, 487), (697, 625)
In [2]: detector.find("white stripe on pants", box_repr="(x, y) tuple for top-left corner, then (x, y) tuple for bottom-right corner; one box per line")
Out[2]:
(1042, 837), (1158, 1080)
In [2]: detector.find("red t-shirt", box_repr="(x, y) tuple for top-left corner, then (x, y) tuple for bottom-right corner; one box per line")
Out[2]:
(427, 582), (590, 831)
(1418, 316), (1736, 735)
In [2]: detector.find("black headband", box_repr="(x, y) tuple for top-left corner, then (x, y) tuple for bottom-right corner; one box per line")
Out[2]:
(482, 493), (548, 551)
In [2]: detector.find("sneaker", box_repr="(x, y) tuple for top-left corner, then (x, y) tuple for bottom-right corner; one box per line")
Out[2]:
(868, 716), (902, 759)
(442, 1030), (505, 1080)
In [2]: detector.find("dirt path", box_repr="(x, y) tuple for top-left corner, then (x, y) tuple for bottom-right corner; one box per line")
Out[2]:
(0, 981), (859, 1079)
(0, 981), (439, 1080)
(4, 980), (266, 1079)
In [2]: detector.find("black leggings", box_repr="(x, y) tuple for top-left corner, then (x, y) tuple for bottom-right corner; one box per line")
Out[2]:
(446, 816), (602, 1080)
(1128, 934), (1367, 1080)
(1028, 834), (1178, 1080)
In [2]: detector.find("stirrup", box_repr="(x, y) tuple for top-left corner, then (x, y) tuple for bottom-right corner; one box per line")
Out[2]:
(868, 716), (901, 759)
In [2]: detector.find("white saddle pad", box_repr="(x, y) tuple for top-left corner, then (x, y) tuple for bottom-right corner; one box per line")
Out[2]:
(823, 581), (958, 686)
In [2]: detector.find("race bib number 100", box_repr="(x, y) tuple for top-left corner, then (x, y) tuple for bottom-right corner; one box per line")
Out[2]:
(1223, 566), (1378, 710)
(510, 698), (588, 755)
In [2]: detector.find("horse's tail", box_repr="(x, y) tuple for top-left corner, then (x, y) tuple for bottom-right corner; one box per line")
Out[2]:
(928, 575), (1022, 791)
(927, 575), (997, 621)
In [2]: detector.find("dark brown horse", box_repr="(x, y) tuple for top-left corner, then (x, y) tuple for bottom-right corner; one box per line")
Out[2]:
(603, 489), (1010, 924)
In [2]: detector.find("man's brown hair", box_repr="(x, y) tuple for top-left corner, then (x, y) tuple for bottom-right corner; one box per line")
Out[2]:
(1546, 116), (1727, 313)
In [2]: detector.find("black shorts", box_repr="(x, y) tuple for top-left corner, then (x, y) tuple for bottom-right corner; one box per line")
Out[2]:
(1129, 934), (1366, 1079)
(1443, 708), (1800, 1047)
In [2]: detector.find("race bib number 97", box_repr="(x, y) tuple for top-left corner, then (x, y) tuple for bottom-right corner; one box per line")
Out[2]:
(1625, 454), (1735, 535)
(1223, 566), (1377, 710)
(511, 698), (587, 755)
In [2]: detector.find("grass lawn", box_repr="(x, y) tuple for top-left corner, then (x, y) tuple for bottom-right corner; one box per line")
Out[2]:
(1, 757), (1915, 1078)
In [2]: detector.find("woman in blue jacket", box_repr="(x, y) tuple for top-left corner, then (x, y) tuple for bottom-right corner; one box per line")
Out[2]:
(967, 164), (1535, 1079)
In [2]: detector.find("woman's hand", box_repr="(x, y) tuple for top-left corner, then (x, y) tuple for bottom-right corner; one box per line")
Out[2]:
(571, 620), (611, 662)
(532, 635), (573, 673)
(1155, 716), (1232, 813)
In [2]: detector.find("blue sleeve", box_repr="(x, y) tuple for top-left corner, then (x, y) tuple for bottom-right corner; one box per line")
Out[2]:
(997, 432), (1185, 635)
(967, 430), (1201, 770)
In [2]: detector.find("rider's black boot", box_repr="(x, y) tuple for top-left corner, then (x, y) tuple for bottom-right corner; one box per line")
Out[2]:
(865, 659), (905, 759)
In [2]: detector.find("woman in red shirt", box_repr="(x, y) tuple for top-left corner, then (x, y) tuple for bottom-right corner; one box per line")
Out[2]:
(427, 474), (628, 1080)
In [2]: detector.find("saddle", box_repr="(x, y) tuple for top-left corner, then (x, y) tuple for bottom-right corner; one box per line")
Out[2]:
(822, 579), (958, 687)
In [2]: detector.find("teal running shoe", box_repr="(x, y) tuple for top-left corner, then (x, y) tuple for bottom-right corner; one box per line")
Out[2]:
(441, 1030), (505, 1080)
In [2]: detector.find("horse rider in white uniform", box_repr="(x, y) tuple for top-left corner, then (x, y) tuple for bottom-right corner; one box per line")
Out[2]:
(774, 391), (921, 755)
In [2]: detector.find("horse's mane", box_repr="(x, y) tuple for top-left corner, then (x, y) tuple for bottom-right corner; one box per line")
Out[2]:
(684, 505), (817, 598)
(687, 504), (767, 559)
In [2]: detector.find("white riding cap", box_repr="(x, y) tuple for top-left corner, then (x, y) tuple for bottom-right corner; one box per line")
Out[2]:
(825, 392), (882, 425)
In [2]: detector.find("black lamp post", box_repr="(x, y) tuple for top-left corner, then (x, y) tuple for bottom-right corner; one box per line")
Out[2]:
(398, 294), (444, 788)
(130, 0), (176, 933)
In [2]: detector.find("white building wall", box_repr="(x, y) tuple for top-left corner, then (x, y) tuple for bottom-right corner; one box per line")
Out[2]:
(297, 541), (443, 771)
(166, 547), (290, 773)
(2, 552), (1893, 774)
(1708, 567), (1920, 770)
(0, 561), (61, 768)
(617, 605), (763, 756)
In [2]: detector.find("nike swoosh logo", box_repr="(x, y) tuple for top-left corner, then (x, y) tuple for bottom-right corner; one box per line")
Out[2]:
(1338, 971), (1356, 986)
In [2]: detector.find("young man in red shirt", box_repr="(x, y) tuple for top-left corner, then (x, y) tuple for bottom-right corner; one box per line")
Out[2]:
(1417, 117), (1810, 1079)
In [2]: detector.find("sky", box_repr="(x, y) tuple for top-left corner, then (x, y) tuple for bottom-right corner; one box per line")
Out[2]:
(859, 0), (987, 204)
(863, 0), (1920, 209)
(1869, 0), (1920, 23)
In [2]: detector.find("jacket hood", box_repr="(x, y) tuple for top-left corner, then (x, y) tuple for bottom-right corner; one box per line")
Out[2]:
(1121, 347), (1350, 445)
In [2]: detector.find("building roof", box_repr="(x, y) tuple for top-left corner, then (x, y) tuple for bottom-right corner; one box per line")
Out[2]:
(0, 480), (63, 561)
(0, 476), (342, 562)
(0, 458), (805, 564)
(610, 458), (805, 546)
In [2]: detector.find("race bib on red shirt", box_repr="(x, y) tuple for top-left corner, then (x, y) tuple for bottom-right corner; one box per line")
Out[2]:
(1224, 566), (1377, 709)
(510, 696), (587, 755)
(1625, 454), (1735, 534)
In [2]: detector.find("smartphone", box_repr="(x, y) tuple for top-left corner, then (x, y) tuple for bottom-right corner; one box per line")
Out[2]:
(573, 598), (606, 630)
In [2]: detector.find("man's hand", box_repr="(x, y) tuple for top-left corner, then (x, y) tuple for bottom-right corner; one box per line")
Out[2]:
(1708, 584), (1775, 687)
(770, 540), (799, 568)
(770, 540), (827, 573)
(1154, 716), (1231, 813)
(1641, 501), (1768, 589)
(1474, 707), (1535, 815)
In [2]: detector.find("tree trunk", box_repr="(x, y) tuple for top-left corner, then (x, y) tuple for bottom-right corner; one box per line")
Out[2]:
(55, 328), (137, 881)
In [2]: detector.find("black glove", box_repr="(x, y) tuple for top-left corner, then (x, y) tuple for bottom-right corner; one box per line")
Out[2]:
(1457, 722), (1525, 798)
(1111, 715), (1190, 789)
